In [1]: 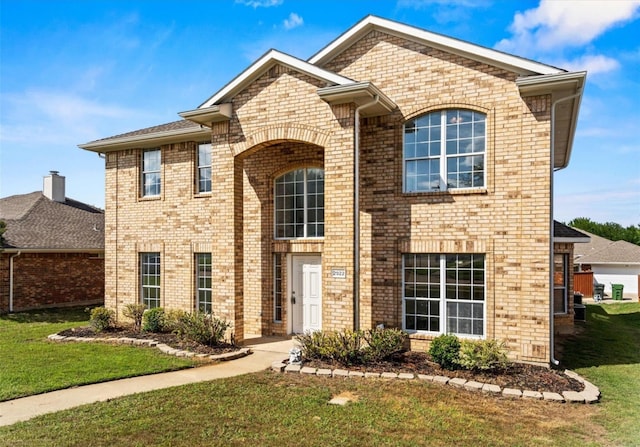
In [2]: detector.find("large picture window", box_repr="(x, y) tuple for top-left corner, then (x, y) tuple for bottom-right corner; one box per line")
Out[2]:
(275, 168), (324, 239)
(404, 110), (485, 192)
(141, 252), (161, 308)
(197, 143), (212, 193)
(403, 253), (485, 337)
(196, 253), (212, 313)
(142, 149), (161, 196)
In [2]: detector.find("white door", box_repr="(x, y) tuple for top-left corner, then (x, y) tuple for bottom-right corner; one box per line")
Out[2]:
(290, 255), (322, 333)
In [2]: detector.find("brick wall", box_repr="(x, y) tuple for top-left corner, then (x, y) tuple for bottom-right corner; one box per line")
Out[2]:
(0, 252), (104, 312)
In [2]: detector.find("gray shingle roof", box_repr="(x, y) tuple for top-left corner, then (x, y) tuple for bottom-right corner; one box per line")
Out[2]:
(573, 229), (640, 265)
(87, 119), (199, 144)
(0, 192), (104, 250)
(554, 221), (589, 240)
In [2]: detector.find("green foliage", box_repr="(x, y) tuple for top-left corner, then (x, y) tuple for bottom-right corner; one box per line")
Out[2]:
(457, 339), (509, 371)
(174, 312), (232, 347)
(569, 217), (640, 246)
(0, 219), (6, 249)
(163, 309), (187, 333)
(88, 307), (115, 332)
(142, 307), (165, 333)
(428, 334), (460, 370)
(296, 328), (407, 366)
(122, 303), (146, 332)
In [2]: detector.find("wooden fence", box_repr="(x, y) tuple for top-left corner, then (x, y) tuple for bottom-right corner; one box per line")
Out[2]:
(573, 271), (594, 297)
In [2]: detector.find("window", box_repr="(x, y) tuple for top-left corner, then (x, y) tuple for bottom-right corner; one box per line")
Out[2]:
(197, 143), (212, 193)
(142, 149), (161, 196)
(404, 110), (485, 192)
(275, 168), (324, 239)
(196, 253), (212, 313)
(403, 254), (485, 337)
(141, 253), (161, 308)
(554, 254), (568, 314)
(274, 253), (283, 322)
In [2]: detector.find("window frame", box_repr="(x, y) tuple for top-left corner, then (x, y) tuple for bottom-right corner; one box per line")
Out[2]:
(402, 253), (486, 338)
(196, 142), (212, 194)
(274, 167), (324, 240)
(141, 148), (161, 197)
(195, 253), (213, 313)
(140, 252), (161, 309)
(273, 253), (283, 322)
(403, 109), (486, 193)
(553, 253), (569, 315)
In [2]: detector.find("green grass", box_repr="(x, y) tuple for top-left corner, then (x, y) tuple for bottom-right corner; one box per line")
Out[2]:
(561, 302), (640, 446)
(0, 307), (196, 401)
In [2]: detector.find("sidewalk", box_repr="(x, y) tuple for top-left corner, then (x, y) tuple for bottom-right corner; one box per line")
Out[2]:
(0, 336), (293, 427)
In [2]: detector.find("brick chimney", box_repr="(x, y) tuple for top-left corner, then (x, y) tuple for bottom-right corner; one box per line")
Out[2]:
(43, 171), (65, 202)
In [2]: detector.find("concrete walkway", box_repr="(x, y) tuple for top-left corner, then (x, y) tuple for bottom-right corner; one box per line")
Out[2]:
(0, 336), (293, 427)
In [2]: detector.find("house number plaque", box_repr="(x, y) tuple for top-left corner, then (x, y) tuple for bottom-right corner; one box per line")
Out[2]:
(331, 268), (346, 279)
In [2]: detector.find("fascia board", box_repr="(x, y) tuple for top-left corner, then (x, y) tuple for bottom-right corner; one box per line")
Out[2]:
(309, 15), (562, 76)
(555, 237), (592, 244)
(1, 248), (104, 254)
(78, 127), (211, 153)
(179, 103), (233, 126)
(317, 82), (396, 114)
(200, 49), (354, 108)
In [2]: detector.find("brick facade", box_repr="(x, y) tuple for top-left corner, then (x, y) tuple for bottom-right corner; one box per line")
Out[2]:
(87, 18), (585, 365)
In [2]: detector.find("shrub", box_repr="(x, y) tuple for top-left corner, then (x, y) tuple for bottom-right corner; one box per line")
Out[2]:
(296, 331), (333, 360)
(362, 327), (407, 362)
(142, 307), (165, 333)
(122, 303), (145, 332)
(88, 307), (115, 332)
(457, 339), (509, 371)
(429, 334), (460, 370)
(175, 312), (232, 347)
(163, 309), (187, 333)
(330, 330), (365, 365)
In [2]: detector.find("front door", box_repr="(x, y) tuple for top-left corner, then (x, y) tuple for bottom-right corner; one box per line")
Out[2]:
(290, 255), (322, 334)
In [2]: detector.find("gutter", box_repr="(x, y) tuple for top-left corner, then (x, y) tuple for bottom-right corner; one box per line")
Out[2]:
(9, 251), (21, 312)
(353, 95), (380, 330)
(549, 89), (583, 366)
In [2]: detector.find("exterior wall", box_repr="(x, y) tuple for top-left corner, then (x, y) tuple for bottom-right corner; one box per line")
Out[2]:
(0, 252), (104, 313)
(103, 29), (557, 363)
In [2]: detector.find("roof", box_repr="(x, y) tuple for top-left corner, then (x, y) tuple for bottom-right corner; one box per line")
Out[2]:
(554, 221), (590, 243)
(79, 15), (585, 168)
(573, 229), (640, 265)
(0, 192), (104, 251)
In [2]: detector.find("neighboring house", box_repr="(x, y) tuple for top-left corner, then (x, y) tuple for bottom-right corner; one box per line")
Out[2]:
(79, 16), (586, 365)
(0, 172), (105, 313)
(574, 229), (640, 298)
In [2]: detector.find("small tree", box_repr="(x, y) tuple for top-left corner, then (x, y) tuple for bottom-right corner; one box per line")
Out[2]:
(122, 303), (146, 332)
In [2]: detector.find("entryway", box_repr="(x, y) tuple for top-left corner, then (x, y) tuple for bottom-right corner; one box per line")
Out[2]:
(289, 255), (322, 334)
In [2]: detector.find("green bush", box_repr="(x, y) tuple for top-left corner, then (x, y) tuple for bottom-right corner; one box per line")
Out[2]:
(457, 339), (509, 371)
(142, 307), (165, 333)
(122, 303), (146, 332)
(331, 330), (365, 365)
(163, 309), (187, 333)
(362, 327), (407, 362)
(175, 312), (232, 347)
(429, 334), (460, 370)
(88, 307), (115, 332)
(296, 331), (333, 360)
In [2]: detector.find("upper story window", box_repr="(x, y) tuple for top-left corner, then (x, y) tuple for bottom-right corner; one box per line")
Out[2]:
(275, 168), (324, 239)
(404, 110), (486, 193)
(197, 143), (212, 194)
(142, 149), (161, 197)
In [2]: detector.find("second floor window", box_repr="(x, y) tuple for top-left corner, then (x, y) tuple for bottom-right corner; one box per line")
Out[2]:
(197, 143), (212, 193)
(142, 149), (161, 196)
(275, 168), (324, 239)
(404, 109), (486, 193)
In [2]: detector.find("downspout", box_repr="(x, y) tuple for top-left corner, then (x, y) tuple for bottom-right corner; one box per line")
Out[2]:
(549, 90), (582, 366)
(353, 95), (380, 330)
(9, 251), (21, 312)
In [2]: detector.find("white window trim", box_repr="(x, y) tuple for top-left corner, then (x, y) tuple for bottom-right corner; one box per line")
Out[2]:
(402, 110), (487, 193)
(195, 253), (213, 313)
(273, 168), (324, 240)
(273, 253), (283, 322)
(141, 148), (161, 197)
(140, 252), (161, 309)
(402, 254), (486, 339)
(196, 142), (212, 194)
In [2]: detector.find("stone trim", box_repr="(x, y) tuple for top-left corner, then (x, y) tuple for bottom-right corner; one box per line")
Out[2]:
(271, 361), (600, 404)
(47, 333), (250, 362)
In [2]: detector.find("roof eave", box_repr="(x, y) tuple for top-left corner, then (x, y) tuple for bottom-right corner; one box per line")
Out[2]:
(179, 103), (233, 127)
(78, 126), (211, 153)
(317, 82), (397, 116)
(555, 237), (591, 244)
(1, 248), (104, 254)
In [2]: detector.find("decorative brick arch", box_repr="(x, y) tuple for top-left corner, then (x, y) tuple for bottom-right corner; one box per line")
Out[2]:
(232, 123), (330, 157)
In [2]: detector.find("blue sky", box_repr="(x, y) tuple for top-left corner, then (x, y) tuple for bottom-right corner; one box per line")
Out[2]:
(1, 0), (639, 226)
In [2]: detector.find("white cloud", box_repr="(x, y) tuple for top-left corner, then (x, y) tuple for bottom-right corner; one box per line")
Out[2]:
(283, 12), (303, 30)
(235, 0), (283, 8)
(497, 0), (640, 53)
(555, 54), (620, 75)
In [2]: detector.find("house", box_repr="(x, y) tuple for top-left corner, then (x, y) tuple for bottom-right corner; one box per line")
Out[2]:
(574, 229), (640, 299)
(0, 172), (105, 313)
(79, 16), (586, 365)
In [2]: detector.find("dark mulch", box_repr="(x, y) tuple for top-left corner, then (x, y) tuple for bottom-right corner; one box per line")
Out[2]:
(57, 325), (237, 356)
(304, 351), (584, 394)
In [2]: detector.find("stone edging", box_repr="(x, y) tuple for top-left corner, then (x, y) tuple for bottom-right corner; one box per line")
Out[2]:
(47, 333), (251, 362)
(271, 362), (600, 404)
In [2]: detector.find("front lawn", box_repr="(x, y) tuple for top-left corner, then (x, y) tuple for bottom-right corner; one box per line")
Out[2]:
(0, 307), (196, 401)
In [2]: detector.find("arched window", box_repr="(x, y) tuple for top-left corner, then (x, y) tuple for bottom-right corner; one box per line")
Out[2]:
(275, 168), (324, 239)
(404, 109), (486, 192)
